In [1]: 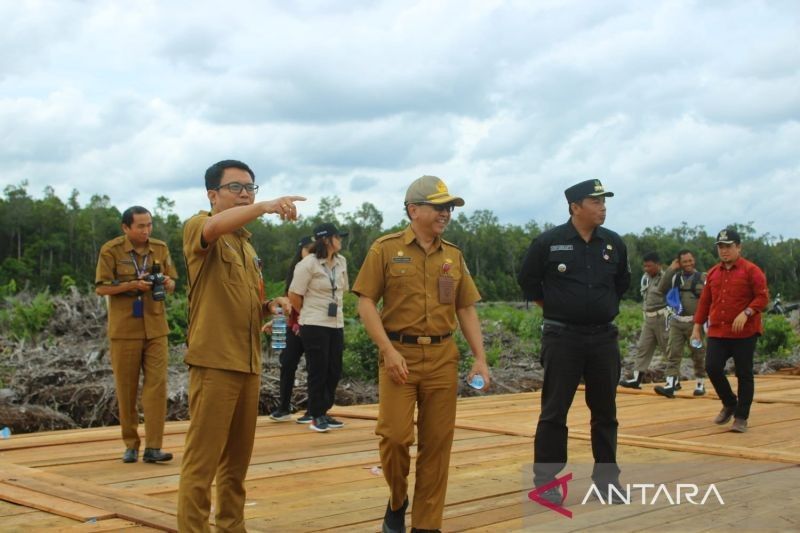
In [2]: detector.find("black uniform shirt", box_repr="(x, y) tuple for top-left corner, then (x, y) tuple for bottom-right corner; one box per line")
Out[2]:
(518, 219), (631, 325)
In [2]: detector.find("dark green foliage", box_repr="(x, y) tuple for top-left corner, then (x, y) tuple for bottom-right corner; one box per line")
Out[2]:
(757, 315), (798, 359)
(0, 286), (54, 341)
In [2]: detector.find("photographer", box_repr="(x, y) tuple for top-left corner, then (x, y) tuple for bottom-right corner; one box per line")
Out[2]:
(95, 205), (177, 464)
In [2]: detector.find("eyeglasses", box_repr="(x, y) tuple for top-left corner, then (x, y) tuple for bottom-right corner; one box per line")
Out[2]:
(416, 202), (455, 213)
(215, 182), (259, 194)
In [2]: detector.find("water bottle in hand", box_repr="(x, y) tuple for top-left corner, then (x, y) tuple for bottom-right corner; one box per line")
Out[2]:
(690, 338), (703, 349)
(271, 307), (287, 351)
(467, 374), (485, 390)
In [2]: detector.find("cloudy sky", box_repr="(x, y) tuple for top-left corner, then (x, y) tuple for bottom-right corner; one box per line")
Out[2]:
(2, 0), (798, 238)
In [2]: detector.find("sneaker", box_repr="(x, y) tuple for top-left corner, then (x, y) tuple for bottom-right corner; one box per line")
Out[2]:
(693, 384), (706, 396)
(142, 448), (173, 463)
(713, 406), (736, 425)
(269, 409), (292, 422)
(296, 413), (313, 424)
(382, 496), (408, 533)
(674, 380), (682, 391)
(310, 416), (329, 432)
(730, 418), (748, 433)
(122, 448), (138, 463)
(325, 415), (344, 429)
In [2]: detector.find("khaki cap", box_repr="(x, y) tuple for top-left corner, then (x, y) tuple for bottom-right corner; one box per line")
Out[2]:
(404, 175), (465, 206)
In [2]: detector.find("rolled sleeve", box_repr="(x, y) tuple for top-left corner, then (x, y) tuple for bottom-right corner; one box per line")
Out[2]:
(352, 244), (385, 302)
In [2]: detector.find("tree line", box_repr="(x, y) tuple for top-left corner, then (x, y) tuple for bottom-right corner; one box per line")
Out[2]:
(2, 181), (798, 302)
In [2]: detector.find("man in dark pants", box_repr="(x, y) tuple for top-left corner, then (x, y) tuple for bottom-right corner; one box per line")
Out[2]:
(518, 179), (630, 505)
(692, 228), (769, 433)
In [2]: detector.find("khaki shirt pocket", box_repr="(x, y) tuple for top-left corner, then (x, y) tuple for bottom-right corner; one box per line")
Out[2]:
(220, 242), (246, 284)
(116, 263), (137, 282)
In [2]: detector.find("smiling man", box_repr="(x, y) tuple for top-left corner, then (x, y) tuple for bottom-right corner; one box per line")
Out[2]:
(177, 160), (304, 532)
(353, 175), (490, 533)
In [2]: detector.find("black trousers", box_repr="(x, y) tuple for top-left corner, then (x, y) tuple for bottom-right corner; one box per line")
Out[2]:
(534, 323), (621, 487)
(300, 325), (344, 418)
(278, 330), (306, 412)
(705, 335), (757, 420)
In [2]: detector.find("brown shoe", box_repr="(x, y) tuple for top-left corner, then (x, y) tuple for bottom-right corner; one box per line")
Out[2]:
(713, 406), (736, 425)
(730, 418), (748, 433)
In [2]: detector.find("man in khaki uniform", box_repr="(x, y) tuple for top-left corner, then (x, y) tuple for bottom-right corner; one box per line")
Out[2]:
(654, 250), (707, 397)
(353, 175), (490, 533)
(177, 159), (303, 533)
(95, 206), (177, 464)
(619, 252), (669, 389)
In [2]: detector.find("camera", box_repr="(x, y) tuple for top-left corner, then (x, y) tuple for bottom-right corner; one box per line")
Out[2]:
(145, 261), (167, 302)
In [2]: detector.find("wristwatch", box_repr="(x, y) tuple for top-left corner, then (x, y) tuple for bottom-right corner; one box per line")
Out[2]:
(744, 308), (753, 317)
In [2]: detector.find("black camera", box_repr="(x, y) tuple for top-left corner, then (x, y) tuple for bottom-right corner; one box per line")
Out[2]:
(145, 261), (167, 302)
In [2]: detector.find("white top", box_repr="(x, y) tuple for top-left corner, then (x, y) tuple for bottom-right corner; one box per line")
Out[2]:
(289, 253), (349, 328)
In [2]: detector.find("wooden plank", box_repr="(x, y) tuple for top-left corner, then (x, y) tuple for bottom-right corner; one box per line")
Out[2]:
(0, 482), (114, 521)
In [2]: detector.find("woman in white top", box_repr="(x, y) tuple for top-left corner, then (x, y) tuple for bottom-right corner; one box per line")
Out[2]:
(288, 223), (349, 432)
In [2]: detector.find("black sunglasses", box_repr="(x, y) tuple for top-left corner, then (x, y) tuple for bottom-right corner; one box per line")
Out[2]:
(416, 202), (455, 213)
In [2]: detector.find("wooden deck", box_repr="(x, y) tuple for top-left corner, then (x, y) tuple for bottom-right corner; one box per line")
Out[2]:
(1, 375), (799, 532)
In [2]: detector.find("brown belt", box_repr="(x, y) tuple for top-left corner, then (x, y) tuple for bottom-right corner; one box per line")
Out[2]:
(387, 331), (453, 345)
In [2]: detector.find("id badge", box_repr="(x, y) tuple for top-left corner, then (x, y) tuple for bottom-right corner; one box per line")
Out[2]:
(438, 275), (455, 304)
(132, 298), (144, 318)
(327, 302), (338, 317)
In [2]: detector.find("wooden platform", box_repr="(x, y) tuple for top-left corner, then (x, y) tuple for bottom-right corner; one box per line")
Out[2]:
(1, 375), (799, 532)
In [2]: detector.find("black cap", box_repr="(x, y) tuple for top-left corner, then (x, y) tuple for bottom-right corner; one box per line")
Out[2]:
(314, 223), (348, 239)
(564, 179), (615, 203)
(715, 228), (741, 245)
(297, 235), (313, 248)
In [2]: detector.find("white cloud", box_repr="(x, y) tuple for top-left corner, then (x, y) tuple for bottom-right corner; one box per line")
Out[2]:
(0, 0), (797, 238)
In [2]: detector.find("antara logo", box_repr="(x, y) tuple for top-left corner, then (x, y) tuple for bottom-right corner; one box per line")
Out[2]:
(528, 473), (725, 518)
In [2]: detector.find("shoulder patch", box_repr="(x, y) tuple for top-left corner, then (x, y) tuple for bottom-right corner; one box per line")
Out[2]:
(150, 237), (167, 247)
(375, 230), (405, 244)
(441, 238), (462, 251)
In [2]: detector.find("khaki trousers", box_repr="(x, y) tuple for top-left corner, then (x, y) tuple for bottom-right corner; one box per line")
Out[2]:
(664, 319), (706, 377)
(632, 314), (669, 372)
(376, 340), (459, 531)
(177, 366), (260, 533)
(110, 337), (168, 450)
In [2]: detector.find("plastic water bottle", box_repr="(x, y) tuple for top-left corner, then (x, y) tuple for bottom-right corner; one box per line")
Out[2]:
(690, 338), (703, 349)
(467, 374), (485, 390)
(0, 427), (10, 439)
(271, 307), (287, 351)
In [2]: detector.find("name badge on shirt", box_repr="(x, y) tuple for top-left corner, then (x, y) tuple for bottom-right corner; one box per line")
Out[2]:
(550, 245), (574, 251)
(392, 256), (412, 263)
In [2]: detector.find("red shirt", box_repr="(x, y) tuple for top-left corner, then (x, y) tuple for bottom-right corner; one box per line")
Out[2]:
(694, 257), (769, 338)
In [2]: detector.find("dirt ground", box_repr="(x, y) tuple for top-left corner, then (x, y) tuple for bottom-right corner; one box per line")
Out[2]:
(1, 290), (797, 435)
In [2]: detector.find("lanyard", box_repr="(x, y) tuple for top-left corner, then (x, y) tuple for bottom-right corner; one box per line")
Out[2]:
(323, 262), (337, 301)
(130, 252), (149, 278)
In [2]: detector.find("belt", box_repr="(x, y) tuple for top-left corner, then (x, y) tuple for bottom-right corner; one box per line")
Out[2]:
(542, 319), (614, 334)
(672, 315), (695, 323)
(387, 331), (453, 345)
(644, 308), (668, 318)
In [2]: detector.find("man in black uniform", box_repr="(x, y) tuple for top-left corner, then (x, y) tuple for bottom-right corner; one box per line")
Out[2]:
(518, 179), (631, 504)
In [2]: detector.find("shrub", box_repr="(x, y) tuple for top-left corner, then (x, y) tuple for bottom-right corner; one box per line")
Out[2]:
(757, 314), (798, 359)
(342, 320), (379, 381)
(0, 291), (54, 341)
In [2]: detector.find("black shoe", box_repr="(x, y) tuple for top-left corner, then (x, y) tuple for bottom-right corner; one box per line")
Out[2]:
(122, 448), (138, 463)
(382, 496), (408, 533)
(593, 482), (627, 505)
(674, 380), (682, 391)
(534, 486), (562, 505)
(619, 374), (642, 389)
(310, 416), (330, 432)
(143, 448), (173, 463)
(654, 376), (679, 398)
(269, 408), (292, 421)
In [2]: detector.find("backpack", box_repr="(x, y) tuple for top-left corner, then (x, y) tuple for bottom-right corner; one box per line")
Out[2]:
(666, 271), (702, 315)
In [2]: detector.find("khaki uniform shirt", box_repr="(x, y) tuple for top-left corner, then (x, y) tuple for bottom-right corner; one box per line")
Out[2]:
(352, 226), (481, 335)
(183, 211), (264, 374)
(95, 235), (177, 340)
(658, 267), (706, 317)
(640, 271), (666, 312)
(289, 254), (349, 328)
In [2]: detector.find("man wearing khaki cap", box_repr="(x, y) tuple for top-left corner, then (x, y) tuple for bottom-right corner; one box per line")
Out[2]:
(353, 175), (490, 533)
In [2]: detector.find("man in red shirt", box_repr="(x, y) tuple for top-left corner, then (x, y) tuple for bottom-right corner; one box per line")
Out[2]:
(692, 228), (769, 433)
